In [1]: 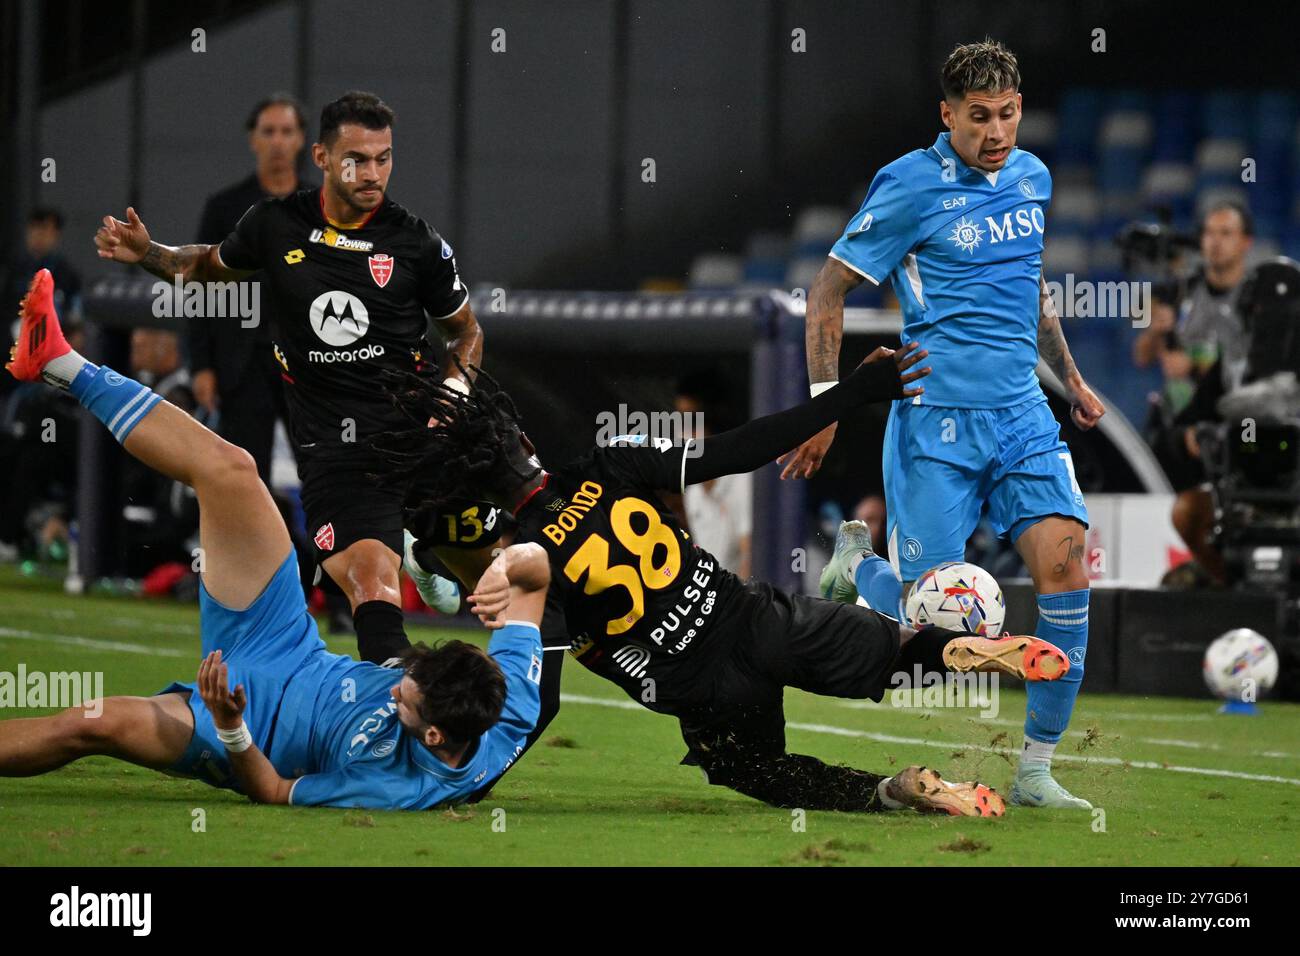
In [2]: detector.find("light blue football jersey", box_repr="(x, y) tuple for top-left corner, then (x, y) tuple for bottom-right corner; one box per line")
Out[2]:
(829, 132), (1052, 409)
(275, 622), (544, 810)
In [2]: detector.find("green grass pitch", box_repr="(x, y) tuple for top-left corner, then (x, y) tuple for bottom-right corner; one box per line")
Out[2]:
(2, 566), (1298, 866)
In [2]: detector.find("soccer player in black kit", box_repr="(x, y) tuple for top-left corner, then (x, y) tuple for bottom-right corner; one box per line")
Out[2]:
(94, 91), (494, 666)
(379, 348), (1072, 817)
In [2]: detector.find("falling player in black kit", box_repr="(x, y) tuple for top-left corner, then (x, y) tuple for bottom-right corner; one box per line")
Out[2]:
(383, 348), (1072, 817)
(93, 91), (497, 666)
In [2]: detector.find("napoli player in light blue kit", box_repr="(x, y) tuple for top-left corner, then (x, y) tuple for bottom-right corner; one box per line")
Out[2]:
(781, 40), (1105, 809)
(0, 269), (546, 810)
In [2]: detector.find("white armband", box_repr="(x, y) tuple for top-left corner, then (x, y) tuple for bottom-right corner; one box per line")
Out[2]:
(810, 381), (838, 398)
(443, 376), (470, 396)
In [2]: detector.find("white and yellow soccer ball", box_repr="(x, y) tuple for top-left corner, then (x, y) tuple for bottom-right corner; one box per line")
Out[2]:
(1202, 628), (1278, 702)
(905, 562), (1006, 635)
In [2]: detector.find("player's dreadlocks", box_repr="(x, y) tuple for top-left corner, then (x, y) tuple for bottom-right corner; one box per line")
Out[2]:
(373, 363), (542, 513)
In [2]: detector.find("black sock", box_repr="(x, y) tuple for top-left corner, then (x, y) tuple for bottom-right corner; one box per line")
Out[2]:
(891, 626), (964, 679)
(353, 600), (410, 666)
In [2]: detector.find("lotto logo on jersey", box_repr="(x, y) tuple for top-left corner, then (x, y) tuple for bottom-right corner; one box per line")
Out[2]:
(368, 254), (394, 288)
(314, 523), (335, 551)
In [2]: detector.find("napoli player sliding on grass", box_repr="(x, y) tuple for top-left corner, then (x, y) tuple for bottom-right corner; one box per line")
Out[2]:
(782, 39), (1104, 809)
(381, 352), (1071, 818)
(0, 271), (544, 809)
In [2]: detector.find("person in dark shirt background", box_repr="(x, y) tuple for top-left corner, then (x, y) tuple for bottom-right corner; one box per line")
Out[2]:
(188, 93), (308, 481)
(2, 208), (82, 402)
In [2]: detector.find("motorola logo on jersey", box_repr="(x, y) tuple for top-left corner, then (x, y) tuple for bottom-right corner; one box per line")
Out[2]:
(309, 290), (370, 346)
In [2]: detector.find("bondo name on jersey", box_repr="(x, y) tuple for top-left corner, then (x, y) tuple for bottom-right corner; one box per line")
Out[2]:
(541, 481), (604, 544)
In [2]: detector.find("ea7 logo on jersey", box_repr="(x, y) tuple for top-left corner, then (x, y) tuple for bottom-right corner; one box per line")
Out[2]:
(942, 195), (967, 210)
(309, 291), (370, 346)
(368, 254), (395, 288)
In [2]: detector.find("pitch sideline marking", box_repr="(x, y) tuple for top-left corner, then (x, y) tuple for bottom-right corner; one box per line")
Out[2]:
(559, 693), (1300, 787)
(0, 626), (190, 658)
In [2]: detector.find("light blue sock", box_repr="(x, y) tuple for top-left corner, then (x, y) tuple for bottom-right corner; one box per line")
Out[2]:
(1024, 587), (1089, 747)
(69, 363), (163, 444)
(853, 553), (903, 618)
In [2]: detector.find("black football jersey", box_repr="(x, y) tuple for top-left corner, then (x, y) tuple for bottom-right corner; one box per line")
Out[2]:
(218, 188), (468, 452)
(514, 438), (743, 697)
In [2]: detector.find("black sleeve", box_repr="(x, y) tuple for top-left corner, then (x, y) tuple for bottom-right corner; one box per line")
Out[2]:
(417, 225), (469, 320)
(189, 196), (224, 372)
(216, 200), (269, 272)
(682, 357), (906, 486)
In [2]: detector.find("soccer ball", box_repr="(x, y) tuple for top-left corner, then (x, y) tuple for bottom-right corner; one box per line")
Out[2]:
(1202, 629), (1278, 701)
(905, 562), (1006, 635)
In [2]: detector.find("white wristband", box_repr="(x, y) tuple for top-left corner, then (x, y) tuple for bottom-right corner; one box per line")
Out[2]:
(216, 721), (253, 753)
(810, 381), (838, 398)
(443, 376), (470, 396)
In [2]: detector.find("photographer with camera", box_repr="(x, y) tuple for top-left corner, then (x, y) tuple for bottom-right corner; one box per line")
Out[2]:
(1131, 201), (1254, 586)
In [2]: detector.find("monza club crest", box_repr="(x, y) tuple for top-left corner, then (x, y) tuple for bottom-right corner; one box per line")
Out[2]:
(368, 253), (395, 288)
(314, 523), (335, 551)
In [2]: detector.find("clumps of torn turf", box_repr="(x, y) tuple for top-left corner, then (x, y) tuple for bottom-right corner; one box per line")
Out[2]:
(545, 736), (578, 748)
(342, 811), (375, 828)
(441, 806), (475, 822)
(1206, 791), (1227, 800)
(1074, 724), (1112, 753)
(938, 834), (989, 854)
(786, 838), (872, 865)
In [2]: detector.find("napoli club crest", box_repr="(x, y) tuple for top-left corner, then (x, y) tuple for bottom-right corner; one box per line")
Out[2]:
(368, 253), (394, 288)
(314, 523), (335, 551)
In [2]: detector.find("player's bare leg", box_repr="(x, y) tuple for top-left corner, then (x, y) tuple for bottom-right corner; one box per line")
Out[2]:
(7, 269), (291, 609)
(0, 693), (195, 777)
(1010, 515), (1093, 809)
(321, 538), (407, 664)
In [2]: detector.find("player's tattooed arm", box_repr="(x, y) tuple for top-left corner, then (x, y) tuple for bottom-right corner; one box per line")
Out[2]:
(139, 243), (248, 284)
(436, 301), (484, 386)
(1037, 273), (1079, 382)
(806, 258), (865, 384)
(95, 207), (251, 283)
(1039, 272), (1105, 429)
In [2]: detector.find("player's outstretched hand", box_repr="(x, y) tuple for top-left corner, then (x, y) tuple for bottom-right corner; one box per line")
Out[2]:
(197, 649), (247, 730)
(1066, 374), (1105, 430)
(468, 563), (512, 629)
(94, 207), (152, 264)
(778, 422), (836, 480)
(862, 340), (930, 398)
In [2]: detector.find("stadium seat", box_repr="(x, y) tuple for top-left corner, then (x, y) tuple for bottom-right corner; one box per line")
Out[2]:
(792, 205), (849, 258)
(687, 253), (744, 289)
(785, 256), (824, 293)
(1152, 91), (1199, 162)
(1194, 138), (1248, 192)
(1201, 91), (1254, 142)
(1042, 235), (1090, 279)
(1141, 162), (1196, 220)
(1017, 110), (1058, 163)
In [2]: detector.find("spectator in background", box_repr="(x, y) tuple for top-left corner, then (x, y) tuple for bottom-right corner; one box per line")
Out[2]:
(119, 329), (199, 580)
(852, 494), (887, 551)
(1134, 201), (1254, 422)
(2, 208), (83, 401)
(187, 92), (307, 482)
(675, 371), (752, 580)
